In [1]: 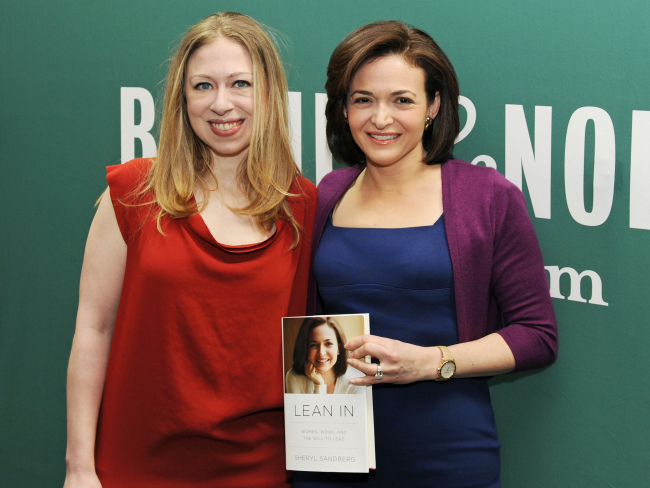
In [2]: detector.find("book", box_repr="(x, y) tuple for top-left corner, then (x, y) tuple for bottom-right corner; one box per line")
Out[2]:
(282, 314), (375, 473)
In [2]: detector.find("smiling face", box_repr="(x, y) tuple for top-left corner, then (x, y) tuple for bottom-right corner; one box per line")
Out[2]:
(344, 55), (440, 170)
(307, 324), (339, 374)
(184, 36), (255, 165)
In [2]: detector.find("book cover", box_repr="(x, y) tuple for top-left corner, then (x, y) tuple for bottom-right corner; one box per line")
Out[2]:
(282, 314), (375, 473)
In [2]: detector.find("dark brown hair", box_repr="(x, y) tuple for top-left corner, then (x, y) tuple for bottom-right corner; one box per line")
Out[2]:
(291, 317), (348, 378)
(325, 20), (460, 166)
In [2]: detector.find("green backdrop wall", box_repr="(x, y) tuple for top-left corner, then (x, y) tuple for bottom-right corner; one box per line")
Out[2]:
(2, 1), (649, 486)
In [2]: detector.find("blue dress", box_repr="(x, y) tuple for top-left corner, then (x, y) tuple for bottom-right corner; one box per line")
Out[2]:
(293, 216), (500, 488)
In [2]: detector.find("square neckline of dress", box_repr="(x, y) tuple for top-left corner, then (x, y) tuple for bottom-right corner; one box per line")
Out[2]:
(329, 211), (444, 230)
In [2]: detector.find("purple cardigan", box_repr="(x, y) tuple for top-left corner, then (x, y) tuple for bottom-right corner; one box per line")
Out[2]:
(307, 160), (558, 373)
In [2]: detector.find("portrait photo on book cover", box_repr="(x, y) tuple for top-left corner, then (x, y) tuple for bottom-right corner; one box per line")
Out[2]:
(283, 315), (366, 395)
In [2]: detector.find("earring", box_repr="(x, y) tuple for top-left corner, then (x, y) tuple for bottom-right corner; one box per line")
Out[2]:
(344, 118), (349, 124)
(424, 116), (433, 130)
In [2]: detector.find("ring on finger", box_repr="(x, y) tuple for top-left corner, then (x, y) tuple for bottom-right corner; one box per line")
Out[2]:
(374, 363), (383, 380)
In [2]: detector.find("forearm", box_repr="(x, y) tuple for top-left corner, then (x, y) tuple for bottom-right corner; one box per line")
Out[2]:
(65, 186), (126, 478)
(346, 333), (516, 385)
(446, 333), (515, 379)
(65, 322), (113, 472)
(409, 334), (516, 381)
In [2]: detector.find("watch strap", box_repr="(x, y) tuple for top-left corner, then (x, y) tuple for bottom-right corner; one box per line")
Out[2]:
(434, 345), (455, 382)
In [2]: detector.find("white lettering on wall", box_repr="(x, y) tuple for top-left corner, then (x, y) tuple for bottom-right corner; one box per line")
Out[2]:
(630, 110), (650, 230)
(118, 90), (646, 234)
(456, 95), (476, 144)
(471, 155), (497, 169)
(564, 107), (615, 226)
(120, 87), (157, 163)
(288, 91), (302, 171)
(545, 266), (608, 306)
(505, 104), (552, 219)
(314, 93), (332, 184)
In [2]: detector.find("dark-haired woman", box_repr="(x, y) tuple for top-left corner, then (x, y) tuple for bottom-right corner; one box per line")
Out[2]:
(286, 317), (360, 394)
(298, 21), (557, 487)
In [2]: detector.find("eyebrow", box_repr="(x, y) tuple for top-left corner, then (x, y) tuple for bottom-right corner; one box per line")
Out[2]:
(227, 72), (253, 78)
(350, 89), (417, 97)
(188, 72), (253, 79)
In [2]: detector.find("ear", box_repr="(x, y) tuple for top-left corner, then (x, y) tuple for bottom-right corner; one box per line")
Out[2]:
(428, 91), (441, 120)
(343, 106), (348, 120)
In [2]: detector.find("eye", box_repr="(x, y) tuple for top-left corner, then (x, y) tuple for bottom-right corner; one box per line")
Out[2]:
(194, 82), (212, 90)
(233, 80), (251, 88)
(396, 97), (414, 104)
(351, 96), (371, 104)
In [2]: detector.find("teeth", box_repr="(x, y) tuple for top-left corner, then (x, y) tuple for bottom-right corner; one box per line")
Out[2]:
(371, 134), (399, 141)
(211, 121), (241, 131)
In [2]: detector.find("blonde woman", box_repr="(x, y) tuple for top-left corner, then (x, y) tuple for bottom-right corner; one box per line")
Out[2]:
(64, 12), (316, 487)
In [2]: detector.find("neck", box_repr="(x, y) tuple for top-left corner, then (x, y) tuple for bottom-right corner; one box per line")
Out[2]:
(211, 152), (243, 184)
(201, 153), (248, 205)
(362, 156), (435, 194)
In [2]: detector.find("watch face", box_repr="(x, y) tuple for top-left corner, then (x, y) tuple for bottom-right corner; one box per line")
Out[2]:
(441, 361), (456, 379)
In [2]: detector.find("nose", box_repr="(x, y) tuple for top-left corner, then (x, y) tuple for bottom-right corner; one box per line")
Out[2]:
(371, 102), (393, 129)
(319, 344), (327, 356)
(209, 88), (234, 115)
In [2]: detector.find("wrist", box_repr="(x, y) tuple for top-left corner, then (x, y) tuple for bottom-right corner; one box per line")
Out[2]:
(65, 447), (96, 474)
(65, 459), (96, 475)
(425, 346), (443, 381)
(434, 345), (456, 382)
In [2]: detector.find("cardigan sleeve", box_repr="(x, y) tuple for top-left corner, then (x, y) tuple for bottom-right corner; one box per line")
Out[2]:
(489, 177), (558, 372)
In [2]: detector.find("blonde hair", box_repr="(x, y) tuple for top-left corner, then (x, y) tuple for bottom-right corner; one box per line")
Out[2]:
(143, 12), (301, 243)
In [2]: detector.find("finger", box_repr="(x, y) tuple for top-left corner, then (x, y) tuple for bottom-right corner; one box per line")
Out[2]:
(344, 334), (372, 350)
(346, 334), (396, 350)
(347, 341), (390, 360)
(345, 334), (396, 352)
(347, 357), (379, 377)
(348, 374), (376, 386)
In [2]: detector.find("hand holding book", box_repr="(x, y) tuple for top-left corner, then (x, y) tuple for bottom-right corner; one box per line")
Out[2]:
(345, 334), (441, 385)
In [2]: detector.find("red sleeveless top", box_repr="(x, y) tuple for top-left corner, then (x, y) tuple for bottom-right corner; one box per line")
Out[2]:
(95, 159), (316, 487)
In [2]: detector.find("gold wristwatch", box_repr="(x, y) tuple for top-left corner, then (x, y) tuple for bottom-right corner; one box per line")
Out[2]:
(434, 345), (456, 382)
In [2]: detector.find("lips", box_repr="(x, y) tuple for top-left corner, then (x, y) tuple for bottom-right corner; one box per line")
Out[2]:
(368, 133), (400, 144)
(209, 119), (244, 136)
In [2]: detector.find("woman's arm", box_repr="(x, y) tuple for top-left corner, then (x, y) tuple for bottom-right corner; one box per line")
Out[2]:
(344, 333), (514, 385)
(345, 174), (555, 385)
(64, 190), (126, 486)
